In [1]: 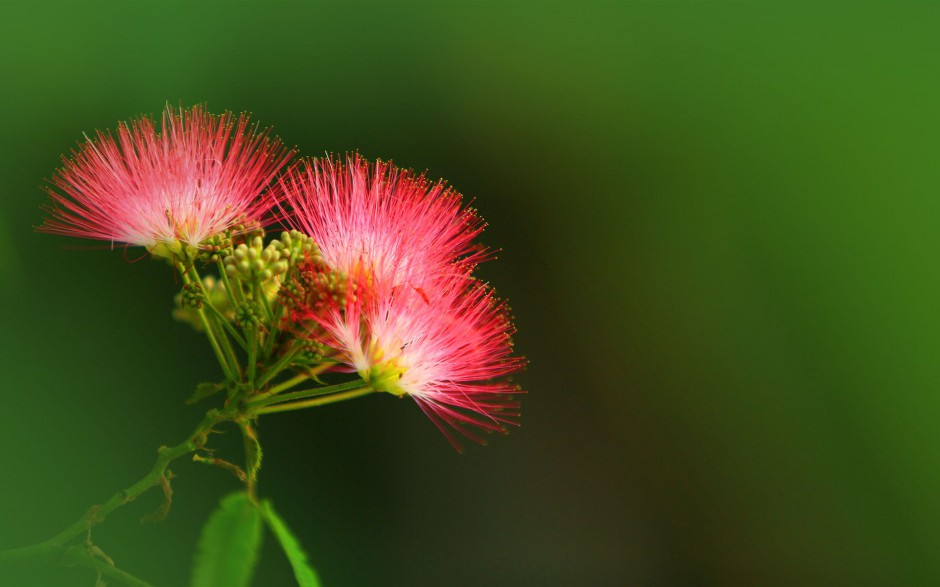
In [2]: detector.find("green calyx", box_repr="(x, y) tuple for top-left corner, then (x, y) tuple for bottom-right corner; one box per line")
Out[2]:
(149, 239), (202, 264)
(363, 362), (407, 396)
(149, 240), (183, 259)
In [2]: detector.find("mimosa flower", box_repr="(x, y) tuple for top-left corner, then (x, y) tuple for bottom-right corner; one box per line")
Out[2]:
(293, 262), (524, 451)
(40, 105), (293, 253)
(278, 154), (486, 291)
(279, 153), (524, 449)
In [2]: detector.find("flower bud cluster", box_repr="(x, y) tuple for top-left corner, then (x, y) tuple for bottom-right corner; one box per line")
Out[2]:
(198, 219), (265, 263)
(268, 230), (322, 266)
(229, 218), (265, 247)
(172, 276), (233, 330)
(308, 270), (357, 308)
(224, 236), (289, 282)
(235, 301), (263, 329)
(179, 282), (206, 309)
(298, 338), (331, 363)
(280, 257), (359, 322)
(200, 233), (233, 263)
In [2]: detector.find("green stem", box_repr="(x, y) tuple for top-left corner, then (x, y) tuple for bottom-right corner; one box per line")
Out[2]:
(63, 547), (154, 587)
(216, 259), (242, 307)
(239, 421), (260, 499)
(265, 372), (310, 397)
(218, 331), (241, 380)
(261, 302), (284, 359)
(262, 266), (293, 360)
(248, 323), (258, 385)
(204, 302), (248, 350)
(0, 406), (235, 570)
(187, 265), (242, 378)
(255, 344), (302, 389)
(262, 298), (283, 359)
(252, 387), (374, 415)
(249, 379), (370, 409)
(178, 266), (236, 382)
(254, 282), (274, 322)
(0, 544), (153, 587)
(254, 363), (333, 401)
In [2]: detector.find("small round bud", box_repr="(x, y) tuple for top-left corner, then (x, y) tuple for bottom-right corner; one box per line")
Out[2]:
(234, 301), (263, 328)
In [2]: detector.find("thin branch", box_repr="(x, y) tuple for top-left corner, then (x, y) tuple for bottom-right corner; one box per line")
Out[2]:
(249, 379), (370, 409)
(253, 387), (374, 415)
(0, 406), (235, 567)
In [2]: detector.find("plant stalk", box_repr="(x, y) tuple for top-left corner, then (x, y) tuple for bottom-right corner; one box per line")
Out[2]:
(252, 387), (374, 415)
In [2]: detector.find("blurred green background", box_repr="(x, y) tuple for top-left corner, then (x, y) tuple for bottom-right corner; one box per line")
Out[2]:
(2, 2), (940, 585)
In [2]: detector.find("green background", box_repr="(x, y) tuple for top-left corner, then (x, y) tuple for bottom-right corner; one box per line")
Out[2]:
(2, 2), (939, 585)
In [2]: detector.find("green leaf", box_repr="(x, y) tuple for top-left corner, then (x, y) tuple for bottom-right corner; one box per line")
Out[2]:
(191, 492), (263, 587)
(261, 500), (322, 587)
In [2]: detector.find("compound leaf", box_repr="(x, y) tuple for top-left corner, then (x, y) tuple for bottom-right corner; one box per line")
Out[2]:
(261, 500), (321, 587)
(191, 492), (263, 587)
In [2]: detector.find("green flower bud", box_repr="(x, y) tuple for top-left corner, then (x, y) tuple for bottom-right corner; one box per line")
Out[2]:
(234, 301), (263, 329)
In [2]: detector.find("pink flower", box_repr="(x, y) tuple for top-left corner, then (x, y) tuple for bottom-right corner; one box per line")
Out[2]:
(281, 154), (524, 450)
(278, 154), (486, 290)
(295, 263), (523, 451)
(40, 105), (292, 251)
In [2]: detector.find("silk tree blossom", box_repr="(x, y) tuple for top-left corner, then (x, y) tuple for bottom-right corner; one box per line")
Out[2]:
(292, 256), (524, 451)
(19, 105), (527, 585)
(40, 105), (293, 253)
(278, 154), (487, 292)
(281, 155), (522, 449)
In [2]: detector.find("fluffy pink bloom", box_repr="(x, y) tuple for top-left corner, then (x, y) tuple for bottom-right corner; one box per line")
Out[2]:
(281, 154), (524, 450)
(295, 263), (523, 451)
(278, 154), (487, 290)
(40, 105), (292, 249)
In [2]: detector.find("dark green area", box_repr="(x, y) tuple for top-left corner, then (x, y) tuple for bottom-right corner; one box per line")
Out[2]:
(1, 2), (939, 585)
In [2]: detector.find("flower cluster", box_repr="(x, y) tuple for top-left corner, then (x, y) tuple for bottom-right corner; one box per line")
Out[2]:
(280, 156), (523, 449)
(40, 106), (524, 450)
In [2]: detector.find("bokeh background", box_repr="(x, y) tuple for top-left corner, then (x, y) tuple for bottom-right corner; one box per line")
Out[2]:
(2, 2), (940, 586)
